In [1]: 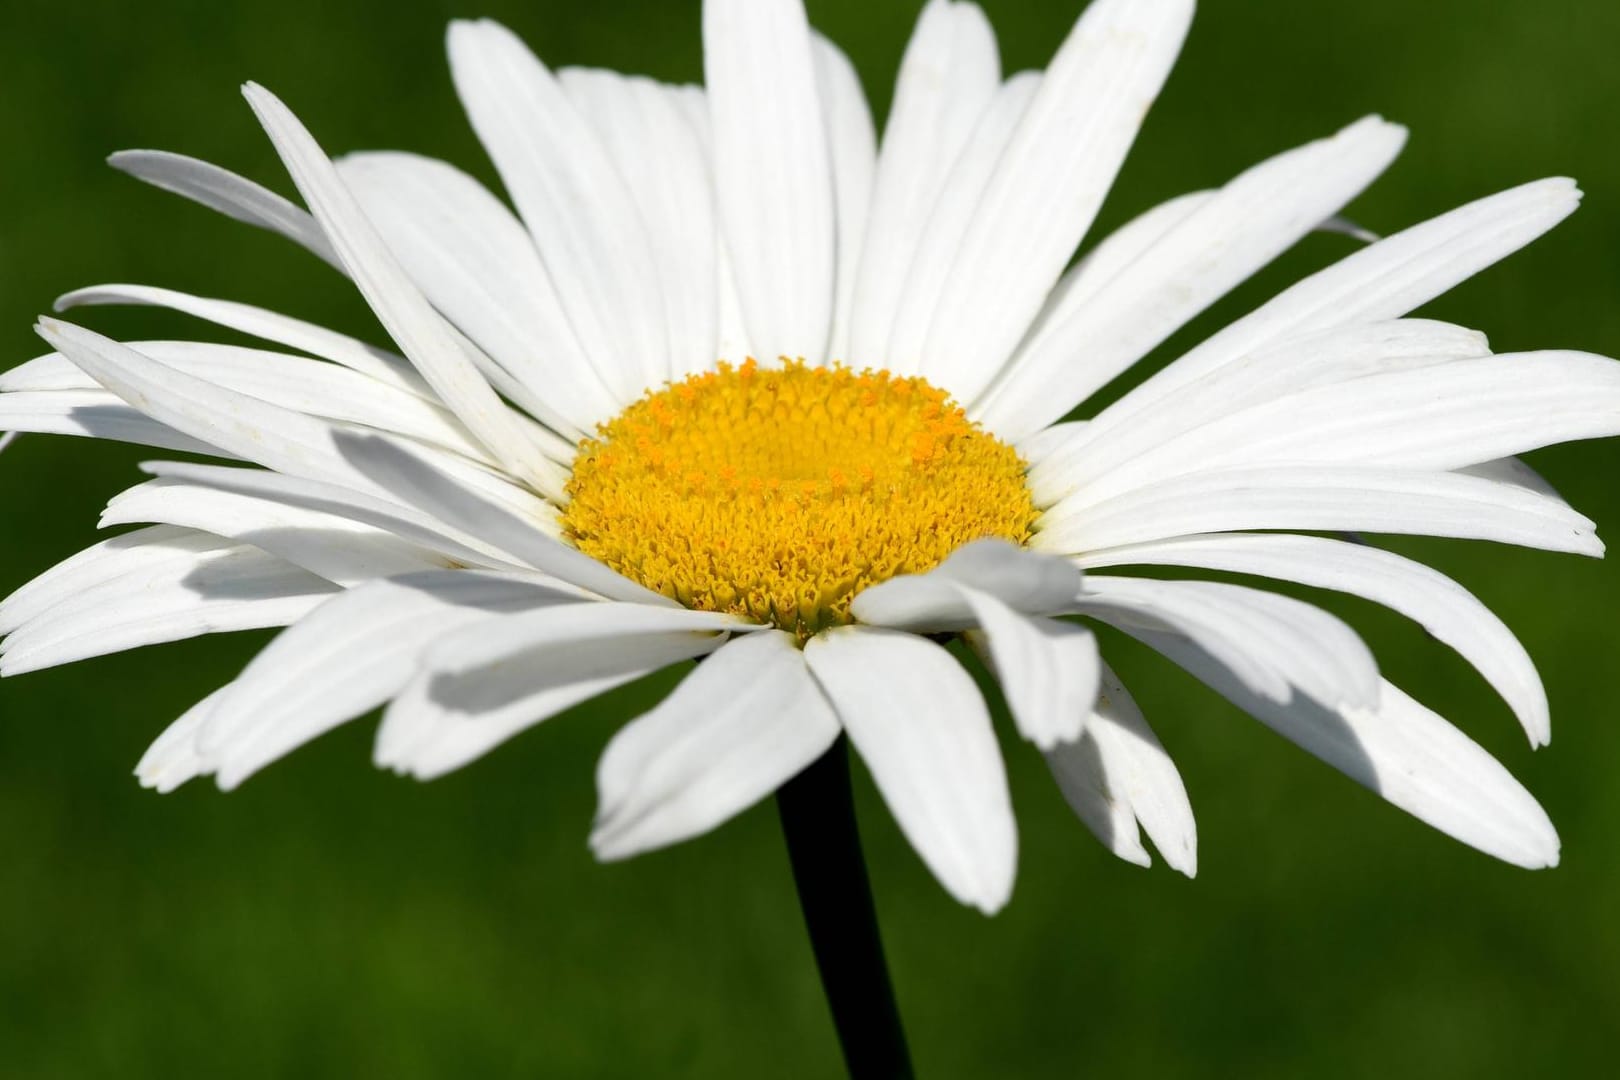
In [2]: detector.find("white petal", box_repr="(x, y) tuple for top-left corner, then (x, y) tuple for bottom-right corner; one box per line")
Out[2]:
(889, 73), (1041, 379)
(1077, 532), (1549, 747)
(1075, 576), (1379, 711)
(37, 324), (563, 516)
(376, 604), (739, 779)
(337, 151), (619, 436)
(54, 283), (428, 397)
(965, 600), (1099, 750)
(1029, 190), (1214, 336)
(1035, 465), (1602, 557)
(332, 432), (668, 603)
(847, 0), (1000, 369)
(243, 82), (558, 490)
(34, 318), (489, 503)
(1029, 318), (1491, 505)
(812, 34), (878, 366)
(1145, 632), (1559, 869)
(1, 525), (214, 635)
(1017, 420), (1088, 466)
(714, 243), (753, 366)
(10, 340), (498, 463)
(704, 0), (835, 365)
(417, 603), (748, 680)
(851, 538), (1083, 630)
(133, 460), (532, 573)
(109, 149), (343, 270)
(560, 70), (720, 383)
(1104, 177), (1582, 426)
(920, 0), (1193, 398)
(1093, 351), (1620, 488)
(136, 686), (230, 794)
(1459, 456), (1567, 504)
(1044, 662), (1196, 876)
(202, 570), (577, 789)
(0, 544), (335, 676)
(102, 477), (454, 586)
(804, 627), (1016, 913)
(591, 630), (842, 859)
(0, 388), (229, 457)
(974, 116), (1407, 437)
(448, 20), (667, 399)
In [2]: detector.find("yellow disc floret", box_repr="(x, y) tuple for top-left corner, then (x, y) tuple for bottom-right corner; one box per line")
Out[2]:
(562, 359), (1035, 637)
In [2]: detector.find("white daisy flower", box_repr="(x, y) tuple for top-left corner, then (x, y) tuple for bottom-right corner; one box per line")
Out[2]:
(3, 0), (1616, 922)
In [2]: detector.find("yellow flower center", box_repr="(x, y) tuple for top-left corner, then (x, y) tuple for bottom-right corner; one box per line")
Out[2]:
(562, 359), (1035, 637)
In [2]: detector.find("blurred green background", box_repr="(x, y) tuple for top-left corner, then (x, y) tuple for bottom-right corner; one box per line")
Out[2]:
(3, 0), (1619, 1076)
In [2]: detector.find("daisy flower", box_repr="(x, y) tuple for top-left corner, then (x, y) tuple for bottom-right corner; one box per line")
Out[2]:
(4, 0), (1618, 928)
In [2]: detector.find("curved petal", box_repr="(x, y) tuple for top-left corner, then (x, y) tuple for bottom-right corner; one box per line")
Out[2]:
(331, 432), (669, 604)
(447, 19), (668, 399)
(964, 600), (1099, 750)
(592, 630), (841, 859)
(132, 461), (531, 573)
(1104, 177), (1581, 426)
(973, 115), (1406, 437)
(55, 283), (426, 397)
(805, 626), (1016, 913)
(0, 544), (335, 676)
(9, 340), (497, 463)
(560, 69), (719, 383)
(1077, 532), (1549, 746)
(1045, 662), (1196, 876)
(0, 389), (229, 457)
(136, 686), (231, 794)
(920, 0), (1193, 399)
(1027, 190), (1213, 338)
(337, 150), (617, 436)
(243, 83), (558, 489)
(201, 570), (577, 789)
(1093, 352), (1620, 491)
(108, 149), (343, 270)
(1076, 575), (1379, 711)
(374, 604), (739, 779)
(1142, 632), (1559, 870)
(101, 477), (455, 586)
(1, 526), (213, 634)
(1035, 465), (1602, 557)
(1030, 318), (1490, 505)
(851, 538), (1083, 630)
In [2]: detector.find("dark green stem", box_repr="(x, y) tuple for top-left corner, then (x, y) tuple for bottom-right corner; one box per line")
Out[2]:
(776, 737), (914, 1080)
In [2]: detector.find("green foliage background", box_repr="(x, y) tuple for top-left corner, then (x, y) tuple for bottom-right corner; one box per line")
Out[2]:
(2, 1), (1618, 1075)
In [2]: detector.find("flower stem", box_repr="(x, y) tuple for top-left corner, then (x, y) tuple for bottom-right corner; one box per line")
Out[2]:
(776, 736), (914, 1080)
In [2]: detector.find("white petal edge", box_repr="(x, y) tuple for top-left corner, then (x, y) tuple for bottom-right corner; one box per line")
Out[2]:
(202, 569), (582, 789)
(704, 0), (836, 365)
(1101, 177), (1582, 428)
(921, 0), (1194, 400)
(591, 630), (842, 859)
(1075, 532), (1550, 745)
(805, 626), (1016, 914)
(1044, 661), (1196, 876)
(243, 82), (558, 489)
(972, 115), (1407, 438)
(108, 149), (344, 270)
(847, 0), (1000, 370)
(1142, 633), (1559, 870)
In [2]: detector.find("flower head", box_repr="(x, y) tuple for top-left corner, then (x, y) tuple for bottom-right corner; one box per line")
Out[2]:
(4, 0), (1617, 914)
